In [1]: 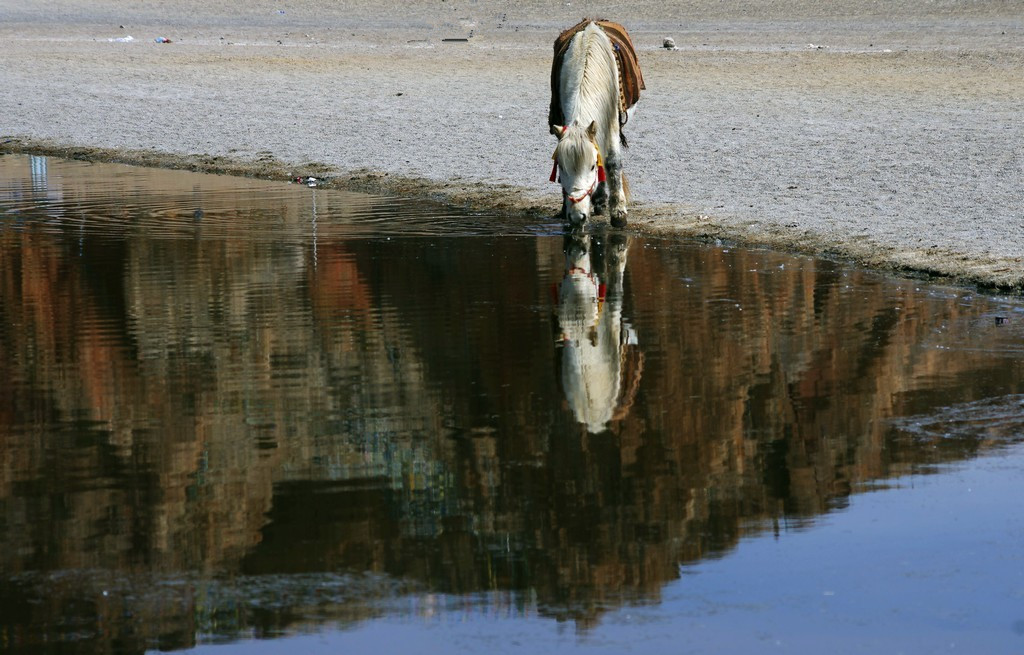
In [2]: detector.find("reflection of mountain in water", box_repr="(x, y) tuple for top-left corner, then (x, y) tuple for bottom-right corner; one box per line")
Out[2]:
(3, 157), (1024, 651)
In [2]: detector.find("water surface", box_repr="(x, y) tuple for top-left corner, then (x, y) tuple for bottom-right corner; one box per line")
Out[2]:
(3, 154), (1024, 654)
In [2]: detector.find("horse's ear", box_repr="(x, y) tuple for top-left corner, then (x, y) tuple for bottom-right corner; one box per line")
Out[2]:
(586, 121), (597, 139)
(551, 124), (566, 138)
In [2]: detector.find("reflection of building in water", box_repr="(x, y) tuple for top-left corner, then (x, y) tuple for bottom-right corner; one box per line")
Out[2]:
(29, 155), (48, 192)
(556, 231), (641, 433)
(0, 154), (64, 209)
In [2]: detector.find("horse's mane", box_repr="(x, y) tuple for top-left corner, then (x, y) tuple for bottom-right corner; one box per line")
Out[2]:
(559, 23), (619, 152)
(553, 125), (597, 175)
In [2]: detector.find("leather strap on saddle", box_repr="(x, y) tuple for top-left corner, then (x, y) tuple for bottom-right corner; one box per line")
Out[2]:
(548, 18), (646, 129)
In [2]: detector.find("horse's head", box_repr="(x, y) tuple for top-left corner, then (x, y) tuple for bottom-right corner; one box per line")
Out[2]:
(550, 121), (604, 225)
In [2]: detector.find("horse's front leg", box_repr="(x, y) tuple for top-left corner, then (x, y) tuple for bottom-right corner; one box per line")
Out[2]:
(592, 182), (608, 216)
(605, 147), (628, 228)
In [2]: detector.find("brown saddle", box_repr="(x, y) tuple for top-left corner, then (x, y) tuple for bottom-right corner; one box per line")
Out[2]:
(548, 18), (646, 130)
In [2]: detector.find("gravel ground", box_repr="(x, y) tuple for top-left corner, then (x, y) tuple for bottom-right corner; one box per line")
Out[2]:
(2, 0), (1022, 287)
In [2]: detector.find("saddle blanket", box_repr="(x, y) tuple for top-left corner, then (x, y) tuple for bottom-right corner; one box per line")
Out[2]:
(548, 18), (646, 128)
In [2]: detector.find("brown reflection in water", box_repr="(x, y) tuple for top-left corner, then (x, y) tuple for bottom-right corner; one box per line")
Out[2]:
(2, 157), (1024, 649)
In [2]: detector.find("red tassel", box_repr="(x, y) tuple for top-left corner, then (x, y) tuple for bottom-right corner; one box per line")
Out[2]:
(550, 160), (559, 183)
(597, 165), (606, 183)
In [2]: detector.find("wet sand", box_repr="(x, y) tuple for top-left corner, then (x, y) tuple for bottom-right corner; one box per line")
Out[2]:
(2, 0), (1022, 288)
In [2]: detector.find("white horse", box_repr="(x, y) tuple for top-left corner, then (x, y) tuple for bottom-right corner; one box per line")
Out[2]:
(550, 22), (631, 228)
(555, 232), (641, 433)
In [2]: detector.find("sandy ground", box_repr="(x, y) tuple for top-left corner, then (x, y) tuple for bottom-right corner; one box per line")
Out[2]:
(2, 0), (1022, 288)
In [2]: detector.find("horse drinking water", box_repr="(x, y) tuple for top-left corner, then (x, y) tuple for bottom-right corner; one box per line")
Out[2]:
(549, 19), (644, 228)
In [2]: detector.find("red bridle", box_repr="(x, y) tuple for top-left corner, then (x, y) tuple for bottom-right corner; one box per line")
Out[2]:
(566, 179), (598, 204)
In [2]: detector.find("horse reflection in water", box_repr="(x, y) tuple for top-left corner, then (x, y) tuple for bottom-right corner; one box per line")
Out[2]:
(554, 231), (643, 433)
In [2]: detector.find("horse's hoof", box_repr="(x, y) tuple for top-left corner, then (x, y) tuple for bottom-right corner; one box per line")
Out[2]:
(610, 210), (628, 228)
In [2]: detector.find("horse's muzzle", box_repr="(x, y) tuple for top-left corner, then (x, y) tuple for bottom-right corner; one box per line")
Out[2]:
(565, 197), (591, 225)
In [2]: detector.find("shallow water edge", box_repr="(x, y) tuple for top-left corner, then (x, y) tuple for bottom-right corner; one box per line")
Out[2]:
(3, 136), (1022, 292)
